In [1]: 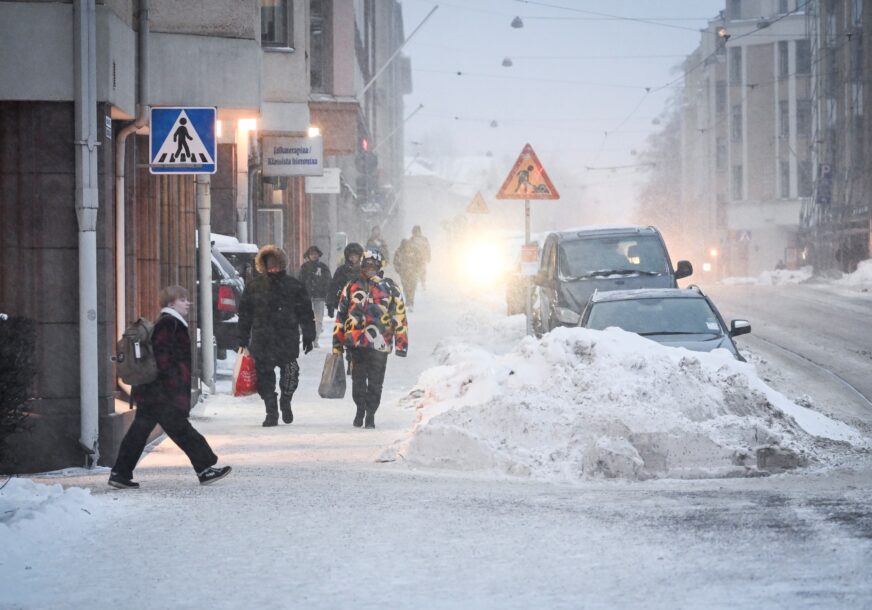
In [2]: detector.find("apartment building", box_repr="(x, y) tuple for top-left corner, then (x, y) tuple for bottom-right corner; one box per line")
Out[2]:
(800, 0), (871, 272)
(677, 0), (812, 276)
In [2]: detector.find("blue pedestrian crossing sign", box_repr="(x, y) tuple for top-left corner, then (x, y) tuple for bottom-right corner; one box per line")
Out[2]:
(149, 107), (217, 174)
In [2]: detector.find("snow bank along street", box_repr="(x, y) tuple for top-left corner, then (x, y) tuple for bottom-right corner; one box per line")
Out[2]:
(3, 285), (872, 609)
(384, 326), (867, 481)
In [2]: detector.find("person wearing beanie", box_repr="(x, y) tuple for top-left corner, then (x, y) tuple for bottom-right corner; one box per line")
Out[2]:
(333, 249), (408, 429)
(299, 245), (331, 348)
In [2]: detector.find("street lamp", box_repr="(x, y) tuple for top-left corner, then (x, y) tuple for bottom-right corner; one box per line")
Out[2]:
(717, 26), (730, 41)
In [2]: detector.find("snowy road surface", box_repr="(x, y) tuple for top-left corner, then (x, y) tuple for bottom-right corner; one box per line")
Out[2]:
(3, 282), (872, 609)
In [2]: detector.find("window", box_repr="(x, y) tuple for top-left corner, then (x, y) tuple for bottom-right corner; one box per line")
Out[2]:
(795, 40), (811, 74)
(585, 298), (723, 336)
(716, 137), (727, 169)
(852, 0), (862, 25)
(780, 160), (791, 198)
(729, 47), (742, 84)
(729, 0), (742, 20)
(798, 160), (812, 197)
(716, 81), (727, 114)
(778, 42), (789, 79)
(779, 0), (789, 14)
(262, 0), (294, 48)
(779, 100), (792, 138)
(310, 0), (332, 92)
(557, 236), (670, 278)
(731, 104), (743, 142)
(797, 99), (812, 137)
(732, 165), (744, 200)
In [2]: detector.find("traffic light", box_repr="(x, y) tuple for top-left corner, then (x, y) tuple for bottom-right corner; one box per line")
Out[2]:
(355, 149), (378, 201)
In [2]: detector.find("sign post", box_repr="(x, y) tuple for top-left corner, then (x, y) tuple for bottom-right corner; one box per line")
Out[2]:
(150, 107), (218, 393)
(495, 143), (560, 335)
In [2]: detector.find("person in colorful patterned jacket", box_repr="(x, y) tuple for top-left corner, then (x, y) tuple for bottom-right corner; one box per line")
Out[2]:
(332, 249), (408, 429)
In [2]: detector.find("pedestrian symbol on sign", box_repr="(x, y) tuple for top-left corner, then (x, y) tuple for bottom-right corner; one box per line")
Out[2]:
(150, 107), (217, 174)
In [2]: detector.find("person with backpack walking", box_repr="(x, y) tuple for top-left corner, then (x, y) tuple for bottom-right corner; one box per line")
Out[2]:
(238, 245), (316, 427)
(299, 245), (331, 348)
(333, 249), (408, 429)
(109, 285), (232, 489)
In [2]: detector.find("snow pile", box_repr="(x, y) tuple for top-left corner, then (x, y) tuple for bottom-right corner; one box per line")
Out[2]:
(836, 258), (872, 286)
(722, 266), (813, 286)
(384, 327), (867, 481)
(0, 477), (101, 550)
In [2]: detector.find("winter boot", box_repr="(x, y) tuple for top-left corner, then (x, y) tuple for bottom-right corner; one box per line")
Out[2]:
(353, 407), (365, 428)
(280, 395), (294, 424)
(262, 394), (279, 427)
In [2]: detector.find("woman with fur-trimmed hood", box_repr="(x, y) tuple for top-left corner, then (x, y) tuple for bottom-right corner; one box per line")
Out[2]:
(238, 245), (316, 427)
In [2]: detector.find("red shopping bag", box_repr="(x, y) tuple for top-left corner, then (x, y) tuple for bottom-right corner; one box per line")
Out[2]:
(232, 349), (258, 397)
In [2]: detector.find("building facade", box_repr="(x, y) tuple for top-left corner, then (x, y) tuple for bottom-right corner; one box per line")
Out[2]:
(800, 0), (871, 273)
(0, 0), (410, 473)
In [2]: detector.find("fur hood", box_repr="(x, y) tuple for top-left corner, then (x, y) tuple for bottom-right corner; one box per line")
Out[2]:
(254, 245), (288, 274)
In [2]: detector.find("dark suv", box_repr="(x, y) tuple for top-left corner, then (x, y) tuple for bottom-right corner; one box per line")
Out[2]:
(533, 225), (692, 334)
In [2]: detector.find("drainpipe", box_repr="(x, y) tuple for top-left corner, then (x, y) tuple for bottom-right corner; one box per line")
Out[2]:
(115, 0), (149, 397)
(74, 0), (100, 466)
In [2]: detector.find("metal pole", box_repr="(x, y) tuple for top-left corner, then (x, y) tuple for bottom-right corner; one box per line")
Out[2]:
(525, 199), (533, 336)
(357, 5), (439, 102)
(197, 175), (215, 394)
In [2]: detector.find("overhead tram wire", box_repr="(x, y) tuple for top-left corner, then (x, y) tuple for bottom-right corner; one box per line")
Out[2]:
(513, 0), (704, 32)
(412, 68), (651, 90)
(585, 0), (813, 169)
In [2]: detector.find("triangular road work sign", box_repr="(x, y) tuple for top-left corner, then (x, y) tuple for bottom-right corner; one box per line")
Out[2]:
(150, 107), (216, 174)
(466, 191), (490, 214)
(495, 143), (559, 200)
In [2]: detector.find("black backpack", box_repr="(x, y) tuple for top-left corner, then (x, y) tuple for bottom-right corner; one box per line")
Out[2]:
(115, 318), (158, 385)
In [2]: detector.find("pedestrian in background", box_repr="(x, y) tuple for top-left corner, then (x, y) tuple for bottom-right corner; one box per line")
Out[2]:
(109, 285), (232, 488)
(409, 225), (431, 289)
(365, 226), (390, 263)
(393, 238), (424, 310)
(333, 249), (408, 429)
(299, 245), (331, 348)
(327, 242), (364, 318)
(238, 245), (316, 427)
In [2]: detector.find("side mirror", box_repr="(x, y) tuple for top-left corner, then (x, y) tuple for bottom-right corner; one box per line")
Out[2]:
(675, 260), (693, 280)
(730, 319), (751, 337)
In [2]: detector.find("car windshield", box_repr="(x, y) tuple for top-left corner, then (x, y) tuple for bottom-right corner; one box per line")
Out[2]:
(586, 297), (723, 336)
(212, 249), (240, 279)
(558, 235), (670, 279)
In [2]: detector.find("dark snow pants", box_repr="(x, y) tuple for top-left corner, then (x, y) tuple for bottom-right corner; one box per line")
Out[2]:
(254, 358), (300, 401)
(349, 348), (389, 415)
(113, 402), (218, 479)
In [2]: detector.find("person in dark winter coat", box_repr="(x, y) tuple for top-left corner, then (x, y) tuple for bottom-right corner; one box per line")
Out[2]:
(109, 285), (232, 489)
(333, 249), (408, 429)
(327, 242), (364, 317)
(365, 226), (390, 263)
(238, 245), (316, 427)
(299, 245), (331, 348)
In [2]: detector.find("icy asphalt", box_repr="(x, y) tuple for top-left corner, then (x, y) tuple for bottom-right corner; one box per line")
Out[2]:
(7, 284), (872, 610)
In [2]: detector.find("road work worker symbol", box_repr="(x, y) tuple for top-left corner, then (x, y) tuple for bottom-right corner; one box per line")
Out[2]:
(150, 107), (217, 174)
(496, 143), (559, 200)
